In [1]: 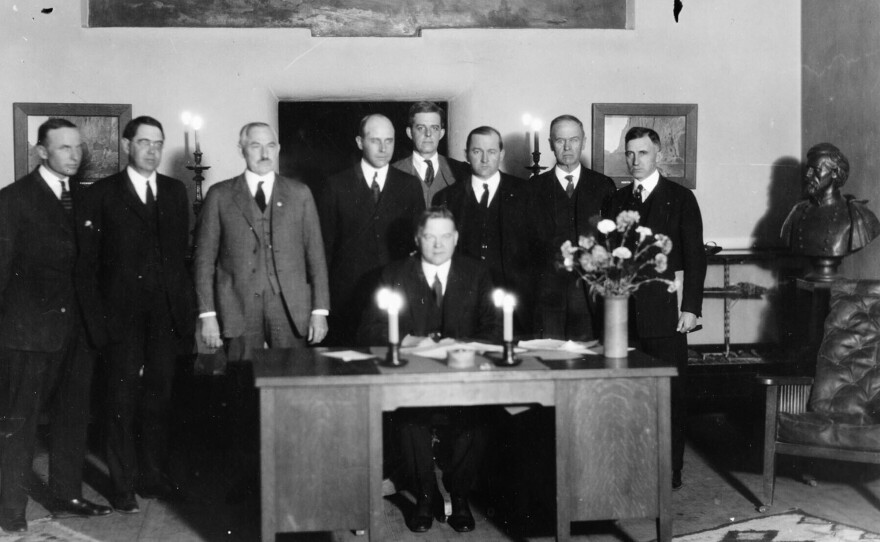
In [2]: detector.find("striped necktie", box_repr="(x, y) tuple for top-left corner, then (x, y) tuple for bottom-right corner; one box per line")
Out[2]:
(60, 179), (73, 213)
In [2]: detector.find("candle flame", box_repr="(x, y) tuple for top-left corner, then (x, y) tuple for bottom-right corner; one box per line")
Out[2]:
(531, 118), (543, 132)
(181, 111), (192, 126)
(191, 116), (204, 131)
(521, 113), (532, 127)
(377, 288), (403, 311)
(492, 289), (505, 307)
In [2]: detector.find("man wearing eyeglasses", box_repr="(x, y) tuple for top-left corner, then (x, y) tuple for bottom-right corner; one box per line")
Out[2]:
(392, 101), (468, 206)
(531, 114), (616, 340)
(358, 207), (496, 533)
(77, 116), (195, 514)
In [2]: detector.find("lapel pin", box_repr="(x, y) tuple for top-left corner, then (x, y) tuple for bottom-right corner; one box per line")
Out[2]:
(84, 220), (93, 228)
(277, 201), (283, 207)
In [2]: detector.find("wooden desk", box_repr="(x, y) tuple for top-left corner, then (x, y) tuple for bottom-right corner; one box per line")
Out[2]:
(254, 348), (675, 542)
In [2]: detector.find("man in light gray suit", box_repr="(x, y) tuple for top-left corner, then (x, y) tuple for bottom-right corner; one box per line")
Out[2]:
(194, 122), (329, 501)
(392, 101), (467, 206)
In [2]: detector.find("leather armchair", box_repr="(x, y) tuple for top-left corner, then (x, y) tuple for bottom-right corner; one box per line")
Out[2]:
(759, 280), (880, 510)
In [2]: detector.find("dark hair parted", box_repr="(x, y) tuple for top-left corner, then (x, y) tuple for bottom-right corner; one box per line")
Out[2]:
(407, 101), (446, 128)
(466, 126), (503, 152)
(549, 114), (585, 136)
(416, 206), (457, 235)
(123, 116), (164, 141)
(37, 118), (77, 146)
(624, 126), (661, 147)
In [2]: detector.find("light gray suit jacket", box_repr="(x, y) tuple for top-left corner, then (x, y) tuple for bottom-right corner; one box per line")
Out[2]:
(392, 154), (461, 207)
(194, 173), (329, 338)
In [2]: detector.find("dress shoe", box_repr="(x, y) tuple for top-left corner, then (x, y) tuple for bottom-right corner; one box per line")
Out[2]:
(110, 492), (140, 514)
(447, 494), (475, 533)
(0, 508), (27, 533)
(406, 495), (433, 533)
(137, 477), (185, 502)
(672, 469), (683, 491)
(51, 497), (113, 518)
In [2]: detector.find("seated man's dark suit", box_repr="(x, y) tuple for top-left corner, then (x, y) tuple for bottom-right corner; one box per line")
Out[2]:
(604, 175), (706, 474)
(358, 254), (497, 507)
(531, 166), (616, 340)
(433, 174), (538, 335)
(0, 169), (95, 515)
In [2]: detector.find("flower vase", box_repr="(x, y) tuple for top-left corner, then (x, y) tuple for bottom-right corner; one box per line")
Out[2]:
(603, 294), (629, 358)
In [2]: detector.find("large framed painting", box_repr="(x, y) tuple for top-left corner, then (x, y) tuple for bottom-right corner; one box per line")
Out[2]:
(13, 103), (132, 186)
(592, 103), (698, 189)
(86, 0), (633, 36)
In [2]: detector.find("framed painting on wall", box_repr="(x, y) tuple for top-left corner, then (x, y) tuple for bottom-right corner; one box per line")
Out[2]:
(13, 102), (132, 186)
(592, 103), (698, 189)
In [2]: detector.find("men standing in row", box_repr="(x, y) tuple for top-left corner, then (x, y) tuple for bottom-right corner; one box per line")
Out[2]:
(605, 126), (707, 490)
(433, 126), (537, 335)
(392, 101), (467, 206)
(78, 116), (195, 513)
(358, 208), (495, 533)
(0, 119), (112, 533)
(532, 114), (616, 340)
(320, 113), (425, 344)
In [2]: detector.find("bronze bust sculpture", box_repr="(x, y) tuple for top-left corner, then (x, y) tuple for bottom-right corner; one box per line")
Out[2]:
(781, 143), (880, 281)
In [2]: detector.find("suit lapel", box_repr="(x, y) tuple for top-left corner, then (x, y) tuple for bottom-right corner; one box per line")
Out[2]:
(436, 157), (456, 191)
(118, 171), (151, 224)
(28, 171), (73, 234)
(441, 257), (465, 327)
(406, 257), (429, 333)
(642, 177), (673, 233)
(230, 175), (258, 238)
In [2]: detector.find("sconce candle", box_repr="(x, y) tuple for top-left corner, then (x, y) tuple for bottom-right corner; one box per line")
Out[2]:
(531, 118), (543, 154)
(192, 115), (204, 154)
(181, 111), (192, 160)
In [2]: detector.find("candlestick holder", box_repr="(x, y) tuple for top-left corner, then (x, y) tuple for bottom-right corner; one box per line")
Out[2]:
(492, 341), (521, 367)
(381, 342), (408, 367)
(525, 150), (547, 178)
(187, 150), (211, 216)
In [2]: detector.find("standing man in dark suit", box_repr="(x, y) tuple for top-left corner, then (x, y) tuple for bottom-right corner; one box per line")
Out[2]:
(319, 113), (425, 345)
(358, 207), (496, 533)
(392, 101), (467, 206)
(0, 119), (112, 533)
(78, 116), (195, 513)
(532, 114), (616, 340)
(433, 126), (537, 336)
(605, 126), (707, 490)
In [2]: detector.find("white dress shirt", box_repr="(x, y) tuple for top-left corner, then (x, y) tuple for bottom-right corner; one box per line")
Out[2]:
(633, 169), (660, 200)
(555, 164), (582, 192)
(360, 160), (389, 190)
(245, 169), (275, 201)
(470, 172), (501, 205)
(412, 152), (439, 182)
(127, 166), (157, 203)
(421, 258), (452, 296)
(38, 165), (68, 200)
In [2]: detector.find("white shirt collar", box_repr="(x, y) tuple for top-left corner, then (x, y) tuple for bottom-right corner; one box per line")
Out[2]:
(634, 169), (660, 199)
(421, 258), (452, 294)
(38, 165), (67, 199)
(127, 166), (157, 204)
(361, 160), (389, 191)
(470, 171), (501, 205)
(412, 152), (439, 182)
(244, 169), (275, 200)
(554, 164), (582, 191)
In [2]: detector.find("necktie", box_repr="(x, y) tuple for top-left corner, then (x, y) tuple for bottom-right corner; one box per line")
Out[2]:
(432, 273), (443, 308)
(565, 175), (575, 198)
(424, 160), (435, 187)
(255, 181), (267, 213)
(146, 181), (155, 206)
(60, 179), (73, 213)
(371, 172), (380, 204)
(634, 183), (644, 203)
(479, 183), (489, 209)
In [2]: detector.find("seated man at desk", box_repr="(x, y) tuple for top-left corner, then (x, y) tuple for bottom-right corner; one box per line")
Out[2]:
(359, 206), (496, 533)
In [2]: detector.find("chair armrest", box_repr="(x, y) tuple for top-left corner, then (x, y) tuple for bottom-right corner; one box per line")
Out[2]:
(756, 375), (814, 387)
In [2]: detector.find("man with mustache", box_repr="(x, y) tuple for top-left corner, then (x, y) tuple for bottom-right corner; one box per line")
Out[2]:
(781, 143), (880, 271)
(78, 116), (195, 513)
(0, 119), (112, 532)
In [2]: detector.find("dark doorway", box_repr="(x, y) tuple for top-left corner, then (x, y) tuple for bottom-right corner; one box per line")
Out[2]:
(278, 101), (450, 196)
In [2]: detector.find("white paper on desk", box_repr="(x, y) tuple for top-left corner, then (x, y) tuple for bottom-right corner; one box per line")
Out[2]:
(321, 350), (376, 362)
(459, 341), (526, 354)
(400, 338), (458, 359)
(518, 339), (597, 355)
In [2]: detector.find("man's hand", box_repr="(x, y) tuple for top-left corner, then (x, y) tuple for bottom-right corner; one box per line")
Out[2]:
(200, 316), (223, 348)
(308, 314), (328, 344)
(676, 311), (698, 333)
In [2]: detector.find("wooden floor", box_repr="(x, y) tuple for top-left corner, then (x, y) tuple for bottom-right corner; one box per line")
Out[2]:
(13, 401), (880, 541)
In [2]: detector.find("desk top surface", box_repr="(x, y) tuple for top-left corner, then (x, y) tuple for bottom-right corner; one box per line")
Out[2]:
(253, 347), (676, 387)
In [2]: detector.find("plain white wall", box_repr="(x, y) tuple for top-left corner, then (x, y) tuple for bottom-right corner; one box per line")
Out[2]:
(0, 0), (802, 344)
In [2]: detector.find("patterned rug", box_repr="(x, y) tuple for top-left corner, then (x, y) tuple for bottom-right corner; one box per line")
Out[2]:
(0, 518), (101, 542)
(676, 510), (880, 542)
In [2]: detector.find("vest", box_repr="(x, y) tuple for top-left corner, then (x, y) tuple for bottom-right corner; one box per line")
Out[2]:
(252, 191), (282, 295)
(459, 190), (503, 286)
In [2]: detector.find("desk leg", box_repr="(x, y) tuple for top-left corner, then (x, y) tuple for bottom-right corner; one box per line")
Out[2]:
(555, 383), (573, 542)
(260, 390), (277, 542)
(369, 388), (383, 542)
(657, 378), (672, 542)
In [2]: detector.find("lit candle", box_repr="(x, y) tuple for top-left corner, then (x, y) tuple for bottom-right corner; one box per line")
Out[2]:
(531, 118), (543, 154)
(493, 289), (516, 342)
(181, 111), (192, 164)
(192, 115), (203, 153)
(377, 288), (403, 344)
(522, 113), (533, 152)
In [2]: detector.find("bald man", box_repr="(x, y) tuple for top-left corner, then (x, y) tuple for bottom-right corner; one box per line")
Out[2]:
(318, 114), (425, 344)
